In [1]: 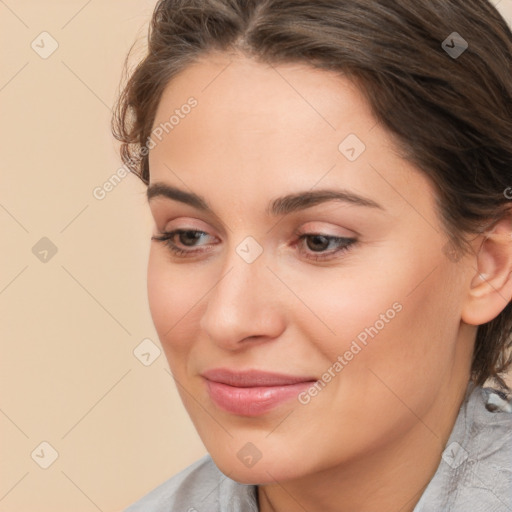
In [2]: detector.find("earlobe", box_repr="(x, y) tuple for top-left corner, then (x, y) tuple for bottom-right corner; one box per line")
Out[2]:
(462, 213), (512, 326)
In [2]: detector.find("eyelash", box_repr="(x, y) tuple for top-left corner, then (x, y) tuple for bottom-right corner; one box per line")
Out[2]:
(151, 229), (356, 262)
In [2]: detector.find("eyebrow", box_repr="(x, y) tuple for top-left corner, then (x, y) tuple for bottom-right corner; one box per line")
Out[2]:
(146, 182), (384, 216)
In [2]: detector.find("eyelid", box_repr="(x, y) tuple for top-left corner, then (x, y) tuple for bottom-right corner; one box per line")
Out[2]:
(151, 208), (227, 239)
(157, 228), (218, 245)
(294, 222), (358, 239)
(157, 221), (354, 245)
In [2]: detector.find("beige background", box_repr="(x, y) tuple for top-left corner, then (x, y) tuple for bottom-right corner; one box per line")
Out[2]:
(1, 1), (511, 511)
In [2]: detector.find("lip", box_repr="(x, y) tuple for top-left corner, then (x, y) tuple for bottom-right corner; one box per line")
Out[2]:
(201, 368), (317, 416)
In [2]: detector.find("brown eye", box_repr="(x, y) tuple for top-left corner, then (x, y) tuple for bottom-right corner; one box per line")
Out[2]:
(178, 230), (205, 246)
(151, 229), (215, 257)
(296, 233), (357, 262)
(305, 234), (331, 252)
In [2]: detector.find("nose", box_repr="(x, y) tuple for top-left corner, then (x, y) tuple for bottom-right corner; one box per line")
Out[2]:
(199, 244), (285, 350)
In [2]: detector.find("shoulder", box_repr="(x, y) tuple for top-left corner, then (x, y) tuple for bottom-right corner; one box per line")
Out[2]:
(459, 386), (512, 508)
(416, 385), (512, 512)
(123, 454), (258, 512)
(461, 386), (512, 481)
(122, 455), (218, 512)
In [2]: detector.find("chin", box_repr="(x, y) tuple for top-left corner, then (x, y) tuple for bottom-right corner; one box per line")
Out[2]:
(207, 442), (307, 485)
(214, 458), (295, 485)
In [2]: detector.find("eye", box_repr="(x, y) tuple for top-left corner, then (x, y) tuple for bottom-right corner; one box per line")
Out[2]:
(294, 232), (356, 262)
(151, 229), (357, 261)
(151, 229), (216, 257)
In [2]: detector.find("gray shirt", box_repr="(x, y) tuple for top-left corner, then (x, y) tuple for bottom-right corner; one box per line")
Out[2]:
(124, 385), (512, 511)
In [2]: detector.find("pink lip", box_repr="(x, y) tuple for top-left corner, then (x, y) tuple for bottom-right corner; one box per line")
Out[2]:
(201, 368), (317, 416)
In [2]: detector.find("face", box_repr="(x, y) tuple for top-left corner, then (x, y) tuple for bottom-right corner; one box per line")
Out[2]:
(146, 52), (475, 484)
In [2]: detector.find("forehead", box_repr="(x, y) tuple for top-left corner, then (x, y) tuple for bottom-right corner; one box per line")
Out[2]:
(150, 52), (390, 174)
(151, 51), (375, 140)
(148, 52), (436, 224)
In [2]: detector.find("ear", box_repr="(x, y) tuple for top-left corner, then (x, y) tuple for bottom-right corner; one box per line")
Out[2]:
(462, 212), (512, 326)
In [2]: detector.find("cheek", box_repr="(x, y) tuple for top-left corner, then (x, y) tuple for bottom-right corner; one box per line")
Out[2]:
(276, 255), (409, 361)
(284, 252), (463, 454)
(147, 248), (203, 358)
(293, 244), (461, 382)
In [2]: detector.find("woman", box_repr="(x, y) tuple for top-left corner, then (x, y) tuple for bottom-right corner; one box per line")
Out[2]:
(112, 0), (512, 510)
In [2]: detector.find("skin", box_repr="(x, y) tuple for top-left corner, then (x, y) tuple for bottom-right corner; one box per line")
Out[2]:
(145, 51), (512, 512)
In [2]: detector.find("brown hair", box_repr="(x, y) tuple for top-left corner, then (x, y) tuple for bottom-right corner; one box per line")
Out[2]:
(112, 0), (512, 391)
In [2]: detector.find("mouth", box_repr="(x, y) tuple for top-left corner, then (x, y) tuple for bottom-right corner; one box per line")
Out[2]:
(201, 368), (317, 416)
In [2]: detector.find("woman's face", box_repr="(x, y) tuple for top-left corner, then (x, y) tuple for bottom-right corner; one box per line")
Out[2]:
(146, 52), (476, 483)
